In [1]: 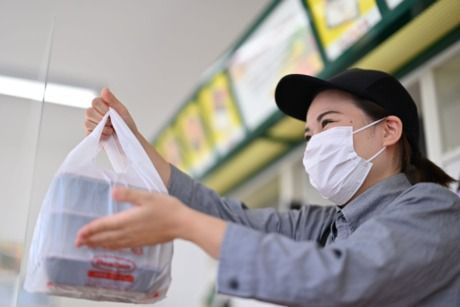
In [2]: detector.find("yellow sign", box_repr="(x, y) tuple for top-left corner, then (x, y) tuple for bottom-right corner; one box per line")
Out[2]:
(307, 0), (381, 60)
(155, 126), (188, 172)
(176, 102), (216, 176)
(198, 73), (244, 154)
(278, 27), (324, 77)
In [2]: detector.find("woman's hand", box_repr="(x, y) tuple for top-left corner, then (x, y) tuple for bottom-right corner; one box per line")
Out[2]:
(75, 187), (190, 248)
(84, 88), (138, 139)
(75, 187), (227, 259)
(84, 88), (172, 186)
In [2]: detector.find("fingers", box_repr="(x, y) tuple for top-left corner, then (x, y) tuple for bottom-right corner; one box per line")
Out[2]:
(85, 107), (103, 123)
(76, 188), (155, 243)
(91, 97), (109, 116)
(112, 187), (155, 206)
(76, 215), (123, 242)
(85, 106), (114, 135)
(84, 116), (114, 136)
(75, 208), (144, 248)
(76, 212), (134, 247)
(101, 88), (126, 114)
(79, 230), (125, 249)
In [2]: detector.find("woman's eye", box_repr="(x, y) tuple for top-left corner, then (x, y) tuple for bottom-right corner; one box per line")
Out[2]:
(321, 119), (334, 128)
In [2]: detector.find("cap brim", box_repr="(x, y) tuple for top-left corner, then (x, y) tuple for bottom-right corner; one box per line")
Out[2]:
(275, 74), (345, 121)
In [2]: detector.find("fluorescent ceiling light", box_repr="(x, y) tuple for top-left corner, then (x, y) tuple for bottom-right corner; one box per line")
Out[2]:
(0, 75), (97, 109)
(0, 75), (44, 101)
(44, 83), (96, 109)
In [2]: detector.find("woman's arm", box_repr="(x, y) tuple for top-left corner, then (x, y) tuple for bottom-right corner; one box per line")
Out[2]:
(76, 183), (460, 306)
(168, 164), (335, 242)
(85, 88), (336, 241)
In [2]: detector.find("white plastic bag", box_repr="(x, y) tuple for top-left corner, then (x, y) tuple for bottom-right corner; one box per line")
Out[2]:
(24, 108), (173, 303)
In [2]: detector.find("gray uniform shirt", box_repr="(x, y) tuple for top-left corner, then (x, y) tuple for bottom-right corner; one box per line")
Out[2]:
(168, 166), (460, 306)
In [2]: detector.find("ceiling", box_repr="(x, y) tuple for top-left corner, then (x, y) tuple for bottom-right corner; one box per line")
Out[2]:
(1, 0), (269, 138)
(0, 0), (269, 243)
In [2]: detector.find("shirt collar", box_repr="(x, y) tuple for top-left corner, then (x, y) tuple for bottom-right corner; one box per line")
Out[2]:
(338, 173), (412, 231)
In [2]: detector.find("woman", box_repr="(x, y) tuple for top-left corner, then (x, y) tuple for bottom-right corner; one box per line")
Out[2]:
(78, 68), (460, 306)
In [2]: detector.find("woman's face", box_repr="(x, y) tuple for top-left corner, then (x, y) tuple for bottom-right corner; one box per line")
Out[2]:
(304, 89), (385, 167)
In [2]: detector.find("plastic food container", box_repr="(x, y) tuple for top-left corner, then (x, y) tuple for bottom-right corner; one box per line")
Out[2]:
(40, 174), (169, 302)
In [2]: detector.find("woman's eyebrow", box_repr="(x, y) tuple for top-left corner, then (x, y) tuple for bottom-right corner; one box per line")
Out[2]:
(305, 110), (342, 133)
(317, 110), (341, 123)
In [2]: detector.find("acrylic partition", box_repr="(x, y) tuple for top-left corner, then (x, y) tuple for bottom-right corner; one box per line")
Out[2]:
(1, 1), (220, 306)
(0, 0), (57, 306)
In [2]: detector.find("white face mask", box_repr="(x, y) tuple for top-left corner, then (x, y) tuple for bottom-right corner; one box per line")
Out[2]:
(303, 118), (386, 205)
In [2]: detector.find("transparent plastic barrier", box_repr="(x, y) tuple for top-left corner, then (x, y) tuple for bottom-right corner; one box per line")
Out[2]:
(0, 0), (58, 306)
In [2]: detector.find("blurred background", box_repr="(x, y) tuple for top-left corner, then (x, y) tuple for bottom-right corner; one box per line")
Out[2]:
(0, 0), (459, 306)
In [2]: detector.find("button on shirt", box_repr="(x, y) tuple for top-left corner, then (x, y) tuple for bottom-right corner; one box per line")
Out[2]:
(168, 166), (460, 306)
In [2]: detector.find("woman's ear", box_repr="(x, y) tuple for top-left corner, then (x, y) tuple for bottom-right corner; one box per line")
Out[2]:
(382, 115), (403, 146)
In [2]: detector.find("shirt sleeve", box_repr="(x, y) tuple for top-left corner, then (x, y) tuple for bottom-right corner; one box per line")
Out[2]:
(168, 165), (335, 242)
(217, 184), (460, 306)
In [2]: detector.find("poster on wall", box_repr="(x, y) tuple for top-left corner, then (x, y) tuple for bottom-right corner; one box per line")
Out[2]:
(155, 127), (188, 173)
(176, 102), (216, 176)
(197, 72), (245, 155)
(229, 0), (323, 130)
(307, 0), (382, 61)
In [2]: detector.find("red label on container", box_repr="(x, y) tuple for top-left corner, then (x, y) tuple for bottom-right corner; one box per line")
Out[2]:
(91, 255), (136, 272)
(87, 270), (134, 282)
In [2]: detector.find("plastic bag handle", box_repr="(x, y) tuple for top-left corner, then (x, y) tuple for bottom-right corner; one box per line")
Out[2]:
(106, 109), (166, 192)
(60, 112), (110, 170)
(102, 134), (129, 174)
(60, 108), (166, 193)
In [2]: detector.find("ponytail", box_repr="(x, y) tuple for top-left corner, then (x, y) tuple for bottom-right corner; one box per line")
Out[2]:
(401, 135), (456, 187)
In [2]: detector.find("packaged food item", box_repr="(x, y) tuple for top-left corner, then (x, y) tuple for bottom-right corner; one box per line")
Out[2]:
(25, 109), (173, 304)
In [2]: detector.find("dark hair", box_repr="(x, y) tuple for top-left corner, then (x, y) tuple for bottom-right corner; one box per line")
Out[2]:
(351, 96), (456, 187)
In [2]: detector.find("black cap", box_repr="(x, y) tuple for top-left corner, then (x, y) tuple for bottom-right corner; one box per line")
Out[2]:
(275, 68), (420, 153)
